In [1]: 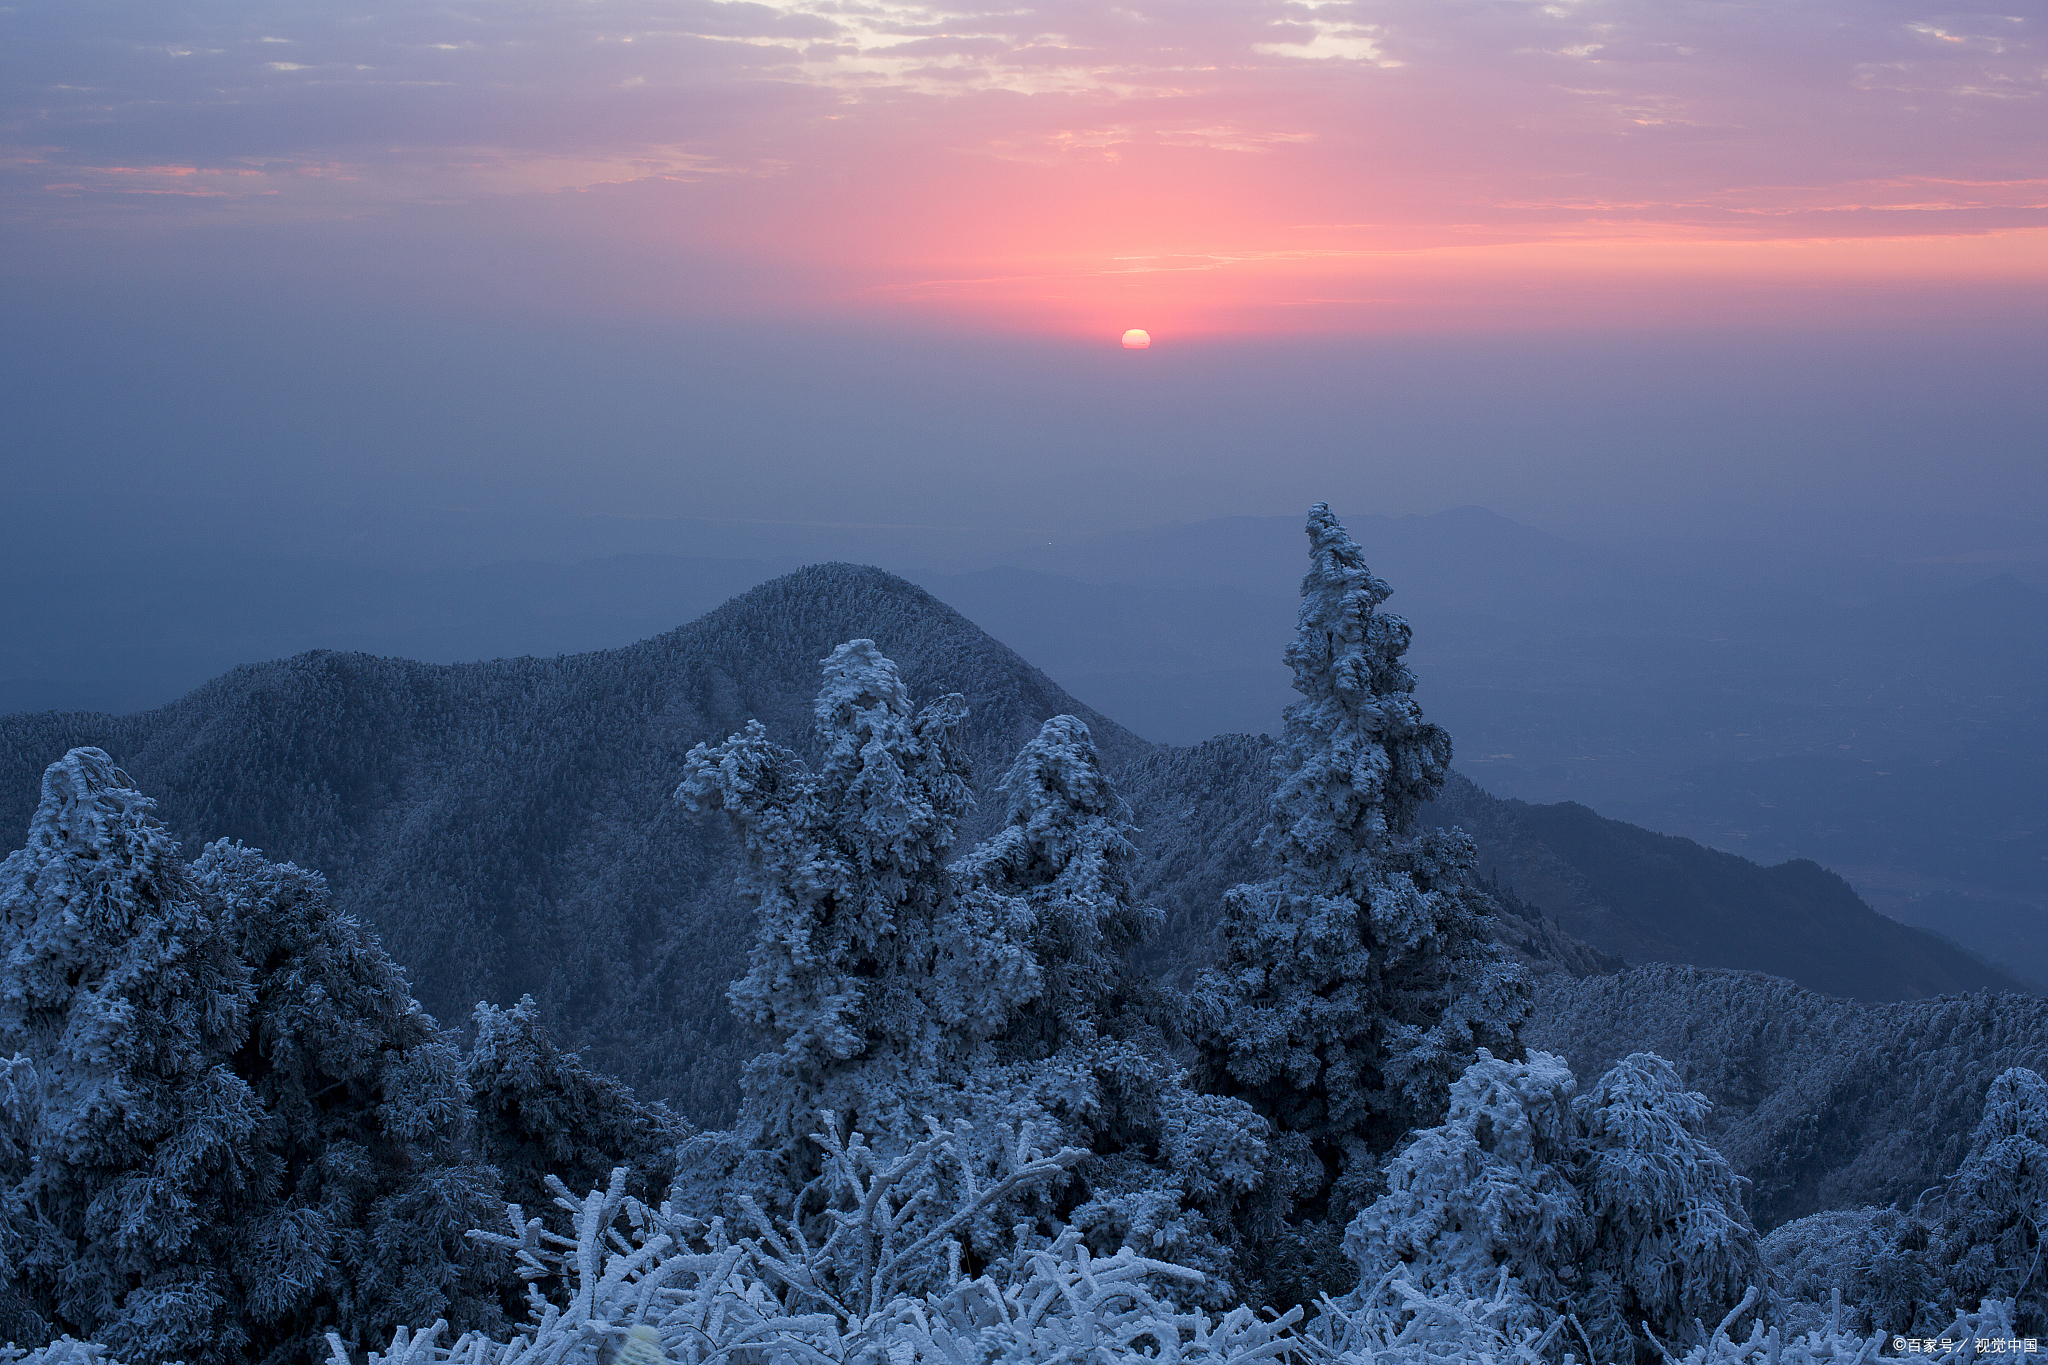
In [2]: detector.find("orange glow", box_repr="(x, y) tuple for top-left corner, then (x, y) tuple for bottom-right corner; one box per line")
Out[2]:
(15, 0), (2044, 339)
(1122, 329), (1151, 348)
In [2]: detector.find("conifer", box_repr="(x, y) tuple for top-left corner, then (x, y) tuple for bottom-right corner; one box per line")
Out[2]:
(1570, 1052), (1762, 1362)
(0, 754), (506, 1364)
(1188, 505), (1529, 1294)
(466, 994), (690, 1219)
(1931, 1065), (2048, 1332)
(677, 641), (1036, 1173)
(0, 750), (260, 1362)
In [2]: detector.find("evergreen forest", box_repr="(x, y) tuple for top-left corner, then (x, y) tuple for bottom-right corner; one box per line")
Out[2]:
(3, 507), (2041, 1365)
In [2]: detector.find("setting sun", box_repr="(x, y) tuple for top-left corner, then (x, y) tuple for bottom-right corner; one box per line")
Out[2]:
(1121, 329), (1151, 349)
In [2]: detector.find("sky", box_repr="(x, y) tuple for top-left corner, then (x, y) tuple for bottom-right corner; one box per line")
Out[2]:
(2, 0), (2044, 561)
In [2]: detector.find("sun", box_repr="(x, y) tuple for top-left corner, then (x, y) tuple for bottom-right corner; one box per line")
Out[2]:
(1121, 329), (1151, 349)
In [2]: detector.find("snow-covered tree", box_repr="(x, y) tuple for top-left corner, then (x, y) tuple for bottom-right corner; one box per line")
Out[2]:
(466, 994), (689, 1219)
(1572, 1052), (1762, 1363)
(1187, 505), (1529, 1294)
(955, 715), (1159, 1057)
(1343, 1048), (1583, 1333)
(676, 641), (1037, 1178)
(955, 717), (1272, 1300)
(0, 749), (262, 1363)
(1930, 1065), (2048, 1332)
(0, 756), (508, 1365)
(1763, 1205), (1937, 1336)
(189, 839), (508, 1363)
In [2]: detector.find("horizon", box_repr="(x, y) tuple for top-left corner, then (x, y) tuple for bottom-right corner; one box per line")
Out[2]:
(4, 0), (2044, 570)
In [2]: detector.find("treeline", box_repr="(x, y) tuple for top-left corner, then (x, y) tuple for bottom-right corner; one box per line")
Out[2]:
(3, 508), (2042, 1365)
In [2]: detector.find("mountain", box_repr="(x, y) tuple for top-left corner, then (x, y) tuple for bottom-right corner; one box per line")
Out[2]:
(0, 563), (2029, 1133)
(0, 564), (1141, 1122)
(4, 508), (2040, 988)
(1424, 777), (2030, 1000)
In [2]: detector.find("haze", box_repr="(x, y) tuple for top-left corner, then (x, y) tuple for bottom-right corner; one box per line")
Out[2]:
(2, 0), (2043, 984)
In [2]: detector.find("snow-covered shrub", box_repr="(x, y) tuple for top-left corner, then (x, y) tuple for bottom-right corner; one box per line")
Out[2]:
(1763, 1206), (1938, 1336)
(467, 995), (691, 1220)
(1928, 1067), (2048, 1333)
(1659, 1295), (2015, 1365)
(1572, 1054), (1762, 1364)
(0, 1338), (133, 1365)
(1343, 1049), (1583, 1335)
(1303, 1269), (1568, 1365)
(1186, 504), (1529, 1302)
(315, 1108), (1302, 1365)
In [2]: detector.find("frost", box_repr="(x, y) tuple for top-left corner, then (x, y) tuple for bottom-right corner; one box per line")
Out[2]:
(1186, 505), (1530, 1300)
(678, 641), (1034, 1173)
(1929, 1067), (2048, 1333)
(1344, 1049), (1582, 1331)
(1572, 1053), (1762, 1362)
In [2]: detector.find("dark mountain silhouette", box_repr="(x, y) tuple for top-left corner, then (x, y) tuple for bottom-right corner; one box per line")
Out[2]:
(1424, 778), (2028, 1001)
(0, 563), (2029, 1131)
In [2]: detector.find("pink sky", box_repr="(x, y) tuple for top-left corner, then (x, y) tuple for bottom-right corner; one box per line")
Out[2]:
(4, 0), (2044, 336)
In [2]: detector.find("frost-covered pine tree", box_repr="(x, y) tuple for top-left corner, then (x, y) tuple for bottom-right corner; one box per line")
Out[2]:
(677, 640), (1037, 1178)
(956, 715), (1159, 1057)
(956, 716), (1271, 1298)
(189, 840), (508, 1364)
(0, 757), (508, 1365)
(1188, 504), (1529, 1295)
(1571, 1052), (1762, 1362)
(1342, 1049), (1583, 1331)
(1930, 1065), (2048, 1333)
(0, 750), (261, 1363)
(467, 994), (690, 1219)
(1763, 1204), (1937, 1336)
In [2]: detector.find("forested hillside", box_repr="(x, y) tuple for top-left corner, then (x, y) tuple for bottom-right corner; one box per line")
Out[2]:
(5, 516), (2045, 1365)
(0, 562), (2026, 1132)
(1423, 779), (2022, 999)
(0, 564), (1143, 1120)
(1529, 964), (2048, 1229)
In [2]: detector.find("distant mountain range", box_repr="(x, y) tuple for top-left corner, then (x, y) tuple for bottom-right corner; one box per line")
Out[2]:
(0, 565), (2027, 1142)
(5, 505), (2035, 988)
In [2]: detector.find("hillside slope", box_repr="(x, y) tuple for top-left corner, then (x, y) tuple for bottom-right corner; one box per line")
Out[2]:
(0, 564), (1152, 1120)
(1, 563), (2026, 1126)
(1528, 964), (2048, 1229)
(1421, 776), (2024, 1000)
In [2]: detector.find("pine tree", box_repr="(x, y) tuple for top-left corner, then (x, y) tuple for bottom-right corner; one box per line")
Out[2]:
(190, 839), (508, 1363)
(957, 717), (1271, 1299)
(676, 640), (1037, 1175)
(0, 749), (262, 1363)
(1571, 1052), (1761, 1363)
(0, 754), (509, 1365)
(1343, 1048), (1583, 1330)
(1187, 505), (1529, 1295)
(955, 714), (1159, 1057)
(1762, 1205), (1937, 1336)
(466, 994), (690, 1220)
(1931, 1065), (2048, 1332)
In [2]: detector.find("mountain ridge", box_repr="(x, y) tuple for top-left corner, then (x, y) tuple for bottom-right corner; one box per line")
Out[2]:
(0, 561), (2030, 1130)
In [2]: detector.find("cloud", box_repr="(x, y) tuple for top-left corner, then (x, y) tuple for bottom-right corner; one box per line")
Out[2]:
(1, 0), (2041, 330)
